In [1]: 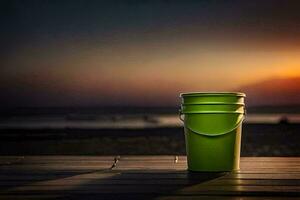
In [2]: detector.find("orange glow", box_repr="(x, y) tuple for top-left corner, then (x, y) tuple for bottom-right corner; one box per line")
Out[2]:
(2, 37), (300, 106)
(277, 67), (300, 78)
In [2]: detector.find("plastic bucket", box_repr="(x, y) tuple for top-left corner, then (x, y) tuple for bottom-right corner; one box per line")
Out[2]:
(180, 92), (246, 172)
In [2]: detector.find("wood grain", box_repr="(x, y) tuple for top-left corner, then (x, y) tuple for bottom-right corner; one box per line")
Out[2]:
(0, 156), (299, 199)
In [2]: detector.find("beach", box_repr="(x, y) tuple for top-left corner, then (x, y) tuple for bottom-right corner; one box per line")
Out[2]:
(0, 114), (299, 156)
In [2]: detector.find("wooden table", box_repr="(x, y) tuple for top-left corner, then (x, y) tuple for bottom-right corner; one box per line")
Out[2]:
(0, 156), (299, 199)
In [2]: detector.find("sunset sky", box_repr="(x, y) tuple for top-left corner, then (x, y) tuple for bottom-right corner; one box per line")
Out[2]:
(1, 0), (300, 107)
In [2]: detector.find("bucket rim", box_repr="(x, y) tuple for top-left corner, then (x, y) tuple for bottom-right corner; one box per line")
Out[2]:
(180, 92), (246, 97)
(181, 102), (245, 106)
(180, 111), (245, 114)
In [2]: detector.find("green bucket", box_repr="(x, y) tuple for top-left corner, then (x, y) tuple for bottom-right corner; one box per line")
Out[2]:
(180, 92), (246, 172)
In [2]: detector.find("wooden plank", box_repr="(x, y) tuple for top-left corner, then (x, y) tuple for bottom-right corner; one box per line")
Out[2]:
(1, 178), (300, 187)
(2, 185), (300, 195)
(178, 185), (300, 195)
(240, 157), (300, 161)
(113, 165), (186, 170)
(1, 195), (299, 200)
(0, 161), (113, 167)
(200, 179), (300, 186)
(240, 163), (300, 167)
(224, 173), (300, 180)
(115, 155), (185, 170)
(2, 171), (300, 180)
(157, 196), (300, 200)
(0, 156), (116, 161)
(4, 166), (293, 173)
(0, 165), (113, 171)
(2, 156), (300, 167)
(0, 156), (299, 199)
(1, 156), (299, 162)
(113, 156), (300, 171)
(3, 171), (298, 180)
(12, 194), (155, 200)
(119, 155), (183, 160)
(0, 194), (62, 200)
(118, 156), (300, 162)
(0, 194), (157, 200)
(0, 161), (114, 166)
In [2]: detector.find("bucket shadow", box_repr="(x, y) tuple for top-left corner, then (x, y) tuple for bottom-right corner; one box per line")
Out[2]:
(1, 161), (227, 199)
(55, 170), (227, 200)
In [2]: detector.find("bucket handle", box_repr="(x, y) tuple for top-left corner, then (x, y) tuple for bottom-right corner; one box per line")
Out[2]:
(179, 109), (185, 121)
(188, 116), (244, 136)
(179, 109), (246, 136)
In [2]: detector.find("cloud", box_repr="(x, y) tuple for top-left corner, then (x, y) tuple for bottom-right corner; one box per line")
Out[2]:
(239, 77), (300, 106)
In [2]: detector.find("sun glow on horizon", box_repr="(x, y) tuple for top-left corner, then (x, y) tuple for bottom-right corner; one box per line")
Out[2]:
(276, 66), (300, 78)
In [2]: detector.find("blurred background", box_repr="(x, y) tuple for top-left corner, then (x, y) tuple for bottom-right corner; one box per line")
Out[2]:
(0, 0), (299, 156)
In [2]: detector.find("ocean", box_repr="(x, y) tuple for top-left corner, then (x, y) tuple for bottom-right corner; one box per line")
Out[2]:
(0, 114), (300, 129)
(0, 107), (299, 156)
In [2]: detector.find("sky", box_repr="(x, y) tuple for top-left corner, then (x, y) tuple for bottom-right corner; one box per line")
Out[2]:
(1, 0), (300, 107)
